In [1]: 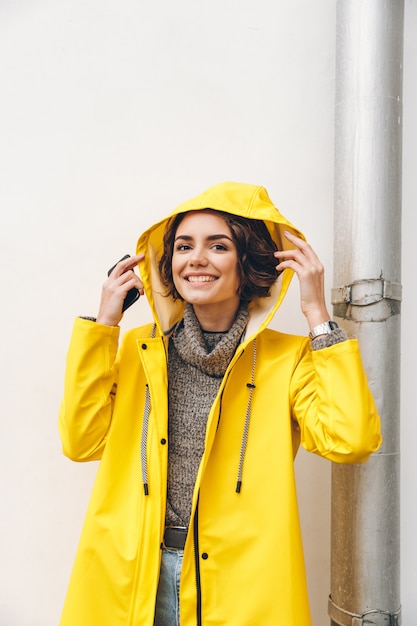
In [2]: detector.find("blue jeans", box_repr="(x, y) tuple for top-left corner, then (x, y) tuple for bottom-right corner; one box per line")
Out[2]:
(154, 548), (184, 626)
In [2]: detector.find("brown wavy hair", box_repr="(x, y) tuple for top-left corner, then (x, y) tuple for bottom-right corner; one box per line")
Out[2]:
(158, 209), (280, 302)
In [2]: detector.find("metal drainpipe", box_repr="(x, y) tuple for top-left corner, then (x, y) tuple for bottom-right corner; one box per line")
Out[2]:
(329, 2), (403, 625)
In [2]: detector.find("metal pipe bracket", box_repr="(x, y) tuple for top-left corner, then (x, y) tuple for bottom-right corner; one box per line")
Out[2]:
(331, 278), (402, 307)
(328, 596), (402, 625)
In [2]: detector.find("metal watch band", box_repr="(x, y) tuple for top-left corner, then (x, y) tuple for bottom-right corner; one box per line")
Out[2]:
(308, 320), (339, 340)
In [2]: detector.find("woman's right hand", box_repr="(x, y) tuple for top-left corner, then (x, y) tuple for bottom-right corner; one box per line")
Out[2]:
(96, 254), (145, 326)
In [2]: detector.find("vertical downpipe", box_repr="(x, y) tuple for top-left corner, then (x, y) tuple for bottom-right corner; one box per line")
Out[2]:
(329, 1), (403, 625)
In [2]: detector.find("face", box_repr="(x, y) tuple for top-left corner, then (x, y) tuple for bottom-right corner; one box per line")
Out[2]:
(171, 210), (241, 320)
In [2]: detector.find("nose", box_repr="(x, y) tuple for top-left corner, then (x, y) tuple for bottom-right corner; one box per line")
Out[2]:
(188, 245), (208, 266)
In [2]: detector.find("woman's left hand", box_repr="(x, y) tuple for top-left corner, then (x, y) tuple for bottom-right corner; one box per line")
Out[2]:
(274, 230), (331, 330)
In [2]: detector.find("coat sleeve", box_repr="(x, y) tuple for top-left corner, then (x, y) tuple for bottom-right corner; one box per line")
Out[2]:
(58, 318), (121, 462)
(290, 338), (382, 463)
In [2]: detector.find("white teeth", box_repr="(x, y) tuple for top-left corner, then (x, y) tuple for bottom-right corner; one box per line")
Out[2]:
(187, 275), (216, 283)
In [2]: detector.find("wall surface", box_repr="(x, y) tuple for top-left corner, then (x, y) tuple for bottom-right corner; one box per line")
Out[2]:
(400, 1), (417, 623)
(0, 1), (415, 625)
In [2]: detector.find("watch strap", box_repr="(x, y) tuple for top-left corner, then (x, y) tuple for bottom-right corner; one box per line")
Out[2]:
(309, 320), (339, 340)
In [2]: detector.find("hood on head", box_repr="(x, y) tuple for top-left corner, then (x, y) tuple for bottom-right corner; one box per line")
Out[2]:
(136, 182), (305, 339)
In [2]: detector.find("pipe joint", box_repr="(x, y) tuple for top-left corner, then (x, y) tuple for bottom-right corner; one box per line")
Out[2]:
(331, 279), (402, 307)
(328, 596), (402, 625)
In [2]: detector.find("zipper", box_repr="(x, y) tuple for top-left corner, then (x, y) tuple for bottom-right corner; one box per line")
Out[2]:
(193, 496), (202, 626)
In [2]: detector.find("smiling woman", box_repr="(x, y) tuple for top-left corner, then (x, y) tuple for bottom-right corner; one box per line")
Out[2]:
(58, 181), (381, 626)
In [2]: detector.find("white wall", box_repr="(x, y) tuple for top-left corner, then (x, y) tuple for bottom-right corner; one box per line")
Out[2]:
(401, 1), (417, 623)
(0, 1), (414, 624)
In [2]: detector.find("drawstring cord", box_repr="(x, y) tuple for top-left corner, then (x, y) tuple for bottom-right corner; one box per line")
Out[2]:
(141, 384), (151, 495)
(141, 324), (156, 496)
(236, 339), (257, 493)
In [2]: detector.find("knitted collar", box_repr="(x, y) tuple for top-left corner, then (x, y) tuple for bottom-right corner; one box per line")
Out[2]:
(171, 303), (249, 378)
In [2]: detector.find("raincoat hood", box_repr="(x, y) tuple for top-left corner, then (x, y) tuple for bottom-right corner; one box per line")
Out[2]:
(136, 181), (305, 339)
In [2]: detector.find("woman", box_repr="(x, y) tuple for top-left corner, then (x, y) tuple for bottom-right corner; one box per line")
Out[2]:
(58, 181), (381, 625)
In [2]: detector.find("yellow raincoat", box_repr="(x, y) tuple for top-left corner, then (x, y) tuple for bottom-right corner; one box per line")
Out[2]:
(58, 182), (381, 625)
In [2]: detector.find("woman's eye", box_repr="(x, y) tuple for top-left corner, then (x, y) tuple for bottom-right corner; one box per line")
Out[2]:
(213, 243), (227, 251)
(176, 244), (191, 251)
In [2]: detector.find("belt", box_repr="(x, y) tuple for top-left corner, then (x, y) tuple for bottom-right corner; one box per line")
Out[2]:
(163, 526), (188, 550)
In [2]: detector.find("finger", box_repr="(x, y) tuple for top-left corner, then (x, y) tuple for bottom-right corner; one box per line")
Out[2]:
(275, 242), (321, 269)
(274, 248), (310, 268)
(113, 254), (144, 276)
(128, 253), (145, 265)
(118, 270), (145, 295)
(283, 231), (320, 258)
(283, 230), (308, 247)
(274, 249), (300, 260)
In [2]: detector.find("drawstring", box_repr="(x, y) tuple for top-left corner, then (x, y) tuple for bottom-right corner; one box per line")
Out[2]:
(141, 324), (156, 496)
(236, 339), (257, 493)
(141, 384), (151, 495)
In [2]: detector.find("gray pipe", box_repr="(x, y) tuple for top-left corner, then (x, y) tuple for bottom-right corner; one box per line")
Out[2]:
(329, 1), (403, 625)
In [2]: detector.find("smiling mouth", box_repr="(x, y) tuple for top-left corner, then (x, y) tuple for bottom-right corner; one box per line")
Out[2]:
(186, 275), (217, 283)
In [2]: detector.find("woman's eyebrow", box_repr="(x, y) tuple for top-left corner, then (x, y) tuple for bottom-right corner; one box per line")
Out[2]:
(207, 234), (233, 242)
(174, 233), (233, 242)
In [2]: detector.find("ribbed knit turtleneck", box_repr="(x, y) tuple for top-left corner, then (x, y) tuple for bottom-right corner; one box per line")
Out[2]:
(165, 303), (249, 527)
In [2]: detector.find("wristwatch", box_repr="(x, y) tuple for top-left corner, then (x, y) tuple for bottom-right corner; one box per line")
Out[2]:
(309, 320), (339, 340)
